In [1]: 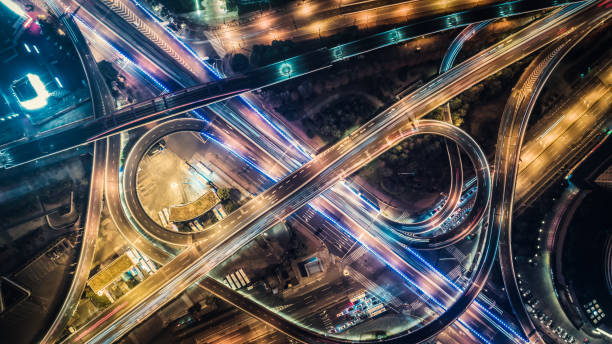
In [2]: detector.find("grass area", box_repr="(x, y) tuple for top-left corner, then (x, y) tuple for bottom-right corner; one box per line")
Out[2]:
(357, 134), (449, 206)
(169, 190), (219, 222)
(88, 254), (133, 293)
(300, 95), (377, 143)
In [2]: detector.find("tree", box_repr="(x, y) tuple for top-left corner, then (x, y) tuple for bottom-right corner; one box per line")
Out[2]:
(250, 40), (297, 67)
(449, 97), (463, 111)
(98, 60), (118, 85)
(224, 201), (239, 214)
(230, 53), (249, 73)
(84, 286), (111, 309)
(217, 188), (231, 202)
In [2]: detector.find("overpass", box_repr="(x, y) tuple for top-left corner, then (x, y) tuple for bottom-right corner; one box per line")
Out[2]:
(36, 3), (116, 344)
(496, 31), (612, 342)
(61, 3), (605, 343)
(0, 0), (582, 169)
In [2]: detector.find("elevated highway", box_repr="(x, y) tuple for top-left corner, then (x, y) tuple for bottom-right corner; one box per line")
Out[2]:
(0, 0), (582, 169)
(378, 20), (491, 237)
(61, 3), (605, 343)
(38, 4), (115, 343)
(491, 13), (612, 341)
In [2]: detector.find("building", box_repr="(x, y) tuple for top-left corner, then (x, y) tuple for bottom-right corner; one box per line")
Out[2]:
(169, 190), (219, 223)
(86, 249), (154, 302)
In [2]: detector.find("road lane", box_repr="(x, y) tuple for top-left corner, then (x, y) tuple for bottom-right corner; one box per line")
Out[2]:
(62, 4), (603, 342)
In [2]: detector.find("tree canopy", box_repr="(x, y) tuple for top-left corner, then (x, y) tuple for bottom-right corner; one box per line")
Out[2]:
(230, 53), (249, 73)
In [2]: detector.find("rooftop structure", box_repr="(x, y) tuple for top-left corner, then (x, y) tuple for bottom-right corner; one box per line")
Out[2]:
(88, 254), (134, 295)
(169, 190), (219, 223)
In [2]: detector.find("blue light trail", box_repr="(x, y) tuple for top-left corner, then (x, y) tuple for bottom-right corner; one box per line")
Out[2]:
(73, 15), (171, 94)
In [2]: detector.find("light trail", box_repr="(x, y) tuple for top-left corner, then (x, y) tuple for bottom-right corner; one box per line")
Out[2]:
(311, 203), (509, 344)
(104, 3), (596, 342)
(537, 114), (566, 140)
(73, 301), (128, 341)
(53, 1), (608, 342)
(199, 131), (280, 183)
(96, 0), (418, 237)
(112, 0), (472, 238)
(127, 0), (317, 161)
(73, 15), (171, 93)
(126, 114), (511, 343)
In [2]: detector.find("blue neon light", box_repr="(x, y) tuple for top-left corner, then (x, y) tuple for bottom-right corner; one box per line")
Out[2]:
(73, 15), (171, 94)
(128, 0), (312, 161)
(199, 131), (278, 182)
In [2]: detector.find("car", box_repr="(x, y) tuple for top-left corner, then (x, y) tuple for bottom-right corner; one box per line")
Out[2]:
(147, 140), (166, 157)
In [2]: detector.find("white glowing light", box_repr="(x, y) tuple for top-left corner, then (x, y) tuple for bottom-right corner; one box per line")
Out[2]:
(1, 0), (27, 17)
(19, 73), (50, 110)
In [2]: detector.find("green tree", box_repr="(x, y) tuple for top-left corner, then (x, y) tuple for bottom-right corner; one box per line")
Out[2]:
(97, 60), (118, 85)
(230, 53), (249, 73)
(84, 286), (111, 309)
(224, 201), (239, 214)
(217, 188), (231, 202)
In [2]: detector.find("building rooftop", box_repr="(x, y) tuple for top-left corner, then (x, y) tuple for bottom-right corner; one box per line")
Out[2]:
(88, 254), (134, 294)
(169, 190), (219, 223)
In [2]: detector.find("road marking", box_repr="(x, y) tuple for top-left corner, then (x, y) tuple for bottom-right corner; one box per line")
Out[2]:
(75, 301), (129, 341)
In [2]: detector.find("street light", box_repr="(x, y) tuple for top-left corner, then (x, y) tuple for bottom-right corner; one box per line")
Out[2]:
(279, 62), (293, 77)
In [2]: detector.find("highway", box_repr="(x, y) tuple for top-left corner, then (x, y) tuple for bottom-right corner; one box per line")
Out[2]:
(113, 1), (595, 250)
(75, 0), (550, 175)
(51, 4), (612, 344)
(0, 0), (582, 169)
(68, 0), (580, 250)
(37, 5), (115, 344)
(76, 121), (494, 344)
(513, 61), (612, 208)
(39, 140), (107, 344)
(114, 114), (509, 342)
(117, 113), (521, 343)
(197, 277), (347, 344)
(3, 12), (580, 334)
(61, 3), (603, 343)
(489, 12), (612, 342)
(81, 0), (212, 82)
(57, 5), (115, 120)
(204, 0), (503, 54)
(122, 119), (211, 245)
(0, 0), (603, 343)
(377, 20), (491, 236)
(105, 133), (181, 264)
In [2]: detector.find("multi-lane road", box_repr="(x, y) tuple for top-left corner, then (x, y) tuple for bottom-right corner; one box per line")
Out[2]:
(0, 0), (582, 169)
(13, 0), (607, 343)
(490, 13), (612, 343)
(62, 3), (606, 343)
(37, 7), (116, 344)
(493, 24), (597, 343)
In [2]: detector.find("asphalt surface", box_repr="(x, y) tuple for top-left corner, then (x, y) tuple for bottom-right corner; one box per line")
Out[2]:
(122, 118), (209, 245)
(0, 0), (582, 169)
(61, 5), (603, 342)
(491, 11), (612, 342)
(37, 8), (114, 344)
